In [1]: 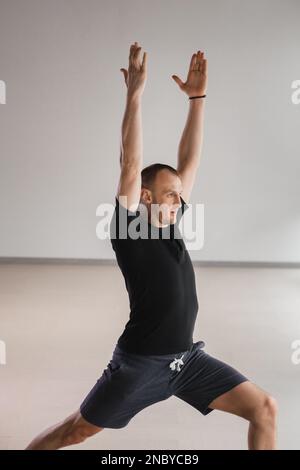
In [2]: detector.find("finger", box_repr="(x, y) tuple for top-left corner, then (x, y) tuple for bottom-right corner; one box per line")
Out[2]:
(189, 53), (197, 70)
(120, 68), (128, 84)
(129, 42), (137, 54)
(195, 50), (202, 70)
(133, 46), (142, 67)
(197, 51), (205, 71)
(172, 75), (184, 89)
(199, 58), (206, 74)
(129, 42), (138, 65)
(141, 51), (147, 71)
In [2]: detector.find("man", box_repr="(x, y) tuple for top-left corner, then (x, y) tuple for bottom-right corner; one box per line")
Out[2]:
(26, 42), (277, 450)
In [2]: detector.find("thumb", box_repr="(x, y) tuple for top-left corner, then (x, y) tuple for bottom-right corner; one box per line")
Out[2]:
(120, 68), (128, 85)
(171, 75), (184, 88)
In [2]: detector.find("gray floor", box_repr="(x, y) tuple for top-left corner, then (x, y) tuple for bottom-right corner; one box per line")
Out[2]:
(0, 262), (299, 449)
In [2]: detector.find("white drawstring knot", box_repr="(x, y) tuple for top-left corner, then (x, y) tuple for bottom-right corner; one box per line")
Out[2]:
(169, 354), (185, 372)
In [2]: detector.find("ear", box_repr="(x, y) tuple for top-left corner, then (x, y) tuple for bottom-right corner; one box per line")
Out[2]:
(141, 188), (152, 204)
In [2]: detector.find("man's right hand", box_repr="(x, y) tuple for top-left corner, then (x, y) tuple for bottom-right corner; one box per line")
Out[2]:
(120, 41), (147, 98)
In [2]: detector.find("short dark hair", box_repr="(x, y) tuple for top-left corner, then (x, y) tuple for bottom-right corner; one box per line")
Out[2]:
(141, 163), (179, 190)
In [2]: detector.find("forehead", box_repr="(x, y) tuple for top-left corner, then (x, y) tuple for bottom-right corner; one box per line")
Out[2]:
(154, 170), (182, 190)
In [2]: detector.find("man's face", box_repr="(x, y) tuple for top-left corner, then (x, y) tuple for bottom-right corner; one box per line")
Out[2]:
(142, 170), (183, 227)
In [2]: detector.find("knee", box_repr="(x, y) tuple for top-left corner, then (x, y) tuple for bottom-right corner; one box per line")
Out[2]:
(263, 395), (278, 421)
(252, 394), (278, 426)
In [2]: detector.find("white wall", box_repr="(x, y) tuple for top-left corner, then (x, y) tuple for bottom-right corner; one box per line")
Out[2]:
(0, 0), (299, 262)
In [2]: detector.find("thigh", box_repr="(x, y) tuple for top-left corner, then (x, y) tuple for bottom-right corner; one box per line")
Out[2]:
(173, 348), (249, 416)
(207, 380), (270, 420)
(80, 352), (171, 429)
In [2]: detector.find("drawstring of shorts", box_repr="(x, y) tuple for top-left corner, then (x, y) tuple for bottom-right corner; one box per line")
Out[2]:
(169, 354), (185, 372)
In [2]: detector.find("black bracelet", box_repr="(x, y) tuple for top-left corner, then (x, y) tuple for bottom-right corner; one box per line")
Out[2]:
(189, 95), (206, 99)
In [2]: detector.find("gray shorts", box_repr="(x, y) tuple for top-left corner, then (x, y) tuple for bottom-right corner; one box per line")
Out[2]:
(79, 340), (249, 429)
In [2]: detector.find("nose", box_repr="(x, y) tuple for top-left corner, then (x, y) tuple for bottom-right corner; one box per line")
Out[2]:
(173, 194), (181, 209)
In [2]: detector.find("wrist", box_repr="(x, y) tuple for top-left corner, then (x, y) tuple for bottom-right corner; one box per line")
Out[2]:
(188, 97), (206, 110)
(127, 90), (142, 103)
(188, 94), (206, 99)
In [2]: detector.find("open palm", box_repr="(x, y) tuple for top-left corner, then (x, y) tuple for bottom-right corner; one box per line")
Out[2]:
(120, 41), (147, 97)
(172, 50), (207, 98)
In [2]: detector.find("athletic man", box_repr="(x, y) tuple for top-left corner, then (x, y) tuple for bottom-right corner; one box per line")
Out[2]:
(26, 42), (277, 450)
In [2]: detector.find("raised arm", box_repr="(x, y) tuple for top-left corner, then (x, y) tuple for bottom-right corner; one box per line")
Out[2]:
(117, 41), (147, 212)
(172, 50), (207, 203)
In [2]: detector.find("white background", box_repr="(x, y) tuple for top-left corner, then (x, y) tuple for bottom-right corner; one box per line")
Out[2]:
(0, 0), (299, 262)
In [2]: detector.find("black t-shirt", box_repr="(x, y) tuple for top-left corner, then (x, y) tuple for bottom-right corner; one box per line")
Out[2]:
(109, 195), (199, 355)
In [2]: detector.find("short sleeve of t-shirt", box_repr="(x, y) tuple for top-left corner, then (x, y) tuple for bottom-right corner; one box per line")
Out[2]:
(109, 196), (141, 247)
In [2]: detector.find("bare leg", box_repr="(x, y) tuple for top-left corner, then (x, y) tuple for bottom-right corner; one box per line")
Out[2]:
(207, 381), (278, 450)
(25, 410), (103, 450)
